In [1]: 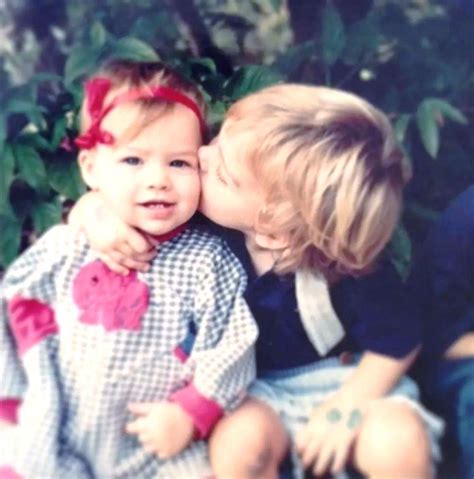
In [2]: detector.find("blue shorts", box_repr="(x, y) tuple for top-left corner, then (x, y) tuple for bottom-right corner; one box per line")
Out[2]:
(249, 357), (444, 479)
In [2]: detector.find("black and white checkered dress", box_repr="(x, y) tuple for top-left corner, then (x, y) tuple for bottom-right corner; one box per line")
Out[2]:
(0, 225), (257, 478)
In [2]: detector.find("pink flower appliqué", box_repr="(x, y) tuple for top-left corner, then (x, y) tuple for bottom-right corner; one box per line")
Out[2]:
(73, 261), (149, 331)
(8, 296), (58, 355)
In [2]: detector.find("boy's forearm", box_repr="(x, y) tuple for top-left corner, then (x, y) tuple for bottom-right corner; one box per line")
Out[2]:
(68, 191), (101, 230)
(337, 348), (420, 404)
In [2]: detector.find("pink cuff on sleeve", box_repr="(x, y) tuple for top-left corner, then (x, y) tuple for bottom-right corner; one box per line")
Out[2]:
(0, 399), (21, 424)
(8, 296), (58, 355)
(169, 383), (223, 439)
(0, 466), (22, 479)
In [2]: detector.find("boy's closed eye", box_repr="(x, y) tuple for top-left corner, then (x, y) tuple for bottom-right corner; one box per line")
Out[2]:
(216, 166), (227, 184)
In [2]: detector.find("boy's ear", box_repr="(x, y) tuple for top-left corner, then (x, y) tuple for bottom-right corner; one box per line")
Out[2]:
(254, 231), (289, 251)
(78, 150), (98, 190)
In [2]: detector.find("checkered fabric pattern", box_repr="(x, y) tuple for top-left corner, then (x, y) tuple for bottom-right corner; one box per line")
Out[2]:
(0, 225), (257, 478)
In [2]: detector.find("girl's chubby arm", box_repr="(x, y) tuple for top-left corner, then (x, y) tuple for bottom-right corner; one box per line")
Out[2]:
(68, 191), (156, 274)
(296, 348), (419, 476)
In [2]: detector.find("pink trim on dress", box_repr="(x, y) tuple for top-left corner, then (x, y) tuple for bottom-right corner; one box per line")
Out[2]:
(8, 297), (58, 355)
(73, 261), (149, 331)
(169, 383), (223, 439)
(0, 399), (21, 424)
(173, 346), (189, 363)
(0, 466), (22, 479)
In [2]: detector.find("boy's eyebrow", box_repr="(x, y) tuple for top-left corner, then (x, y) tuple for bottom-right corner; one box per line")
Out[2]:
(218, 142), (240, 187)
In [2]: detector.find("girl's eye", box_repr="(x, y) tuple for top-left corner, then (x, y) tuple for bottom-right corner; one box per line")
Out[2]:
(122, 156), (142, 166)
(170, 159), (191, 168)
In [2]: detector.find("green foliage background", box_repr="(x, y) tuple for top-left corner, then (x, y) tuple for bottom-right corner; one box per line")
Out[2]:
(0, 0), (473, 276)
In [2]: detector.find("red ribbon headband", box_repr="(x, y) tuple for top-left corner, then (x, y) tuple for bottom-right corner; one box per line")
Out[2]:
(75, 77), (206, 150)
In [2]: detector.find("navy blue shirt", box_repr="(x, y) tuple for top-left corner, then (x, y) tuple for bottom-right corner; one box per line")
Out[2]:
(217, 224), (421, 373)
(410, 186), (474, 359)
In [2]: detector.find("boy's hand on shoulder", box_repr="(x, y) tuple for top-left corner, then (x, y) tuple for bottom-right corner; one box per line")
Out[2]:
(126, 401), (195, 459)
(295, 395), (365, 477)
(69, 192), (155, 275)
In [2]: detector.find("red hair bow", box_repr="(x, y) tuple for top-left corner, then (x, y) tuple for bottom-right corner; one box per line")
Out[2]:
(74, 77), (115, 150)
(74, 76), (206, 150)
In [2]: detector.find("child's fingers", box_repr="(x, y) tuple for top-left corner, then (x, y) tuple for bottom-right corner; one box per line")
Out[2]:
(312, 442), (333, 477)
(114, 254), (151, 273)
(128, 248), (156, 263)
(331, 441), (351, 474)
(106, 250), (149, 273)
(294, 428), (308, 453)
(299, 434), (322, 468)
(97, 253), (130, 275)
(125, 419), (141, 434)
(125, 417), (153, 436)
(128, 402), (155, 415)
(142, 441), (159, 455)
(126, 229), (156, 254)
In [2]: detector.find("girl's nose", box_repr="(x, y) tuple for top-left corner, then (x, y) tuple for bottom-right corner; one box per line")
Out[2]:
(146, 163), (170, 189)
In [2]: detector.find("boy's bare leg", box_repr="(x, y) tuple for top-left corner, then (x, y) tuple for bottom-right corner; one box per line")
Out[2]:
(209, 398), (289, 479)
(353, 400), (432, 479)
(444, 332), (474, 359)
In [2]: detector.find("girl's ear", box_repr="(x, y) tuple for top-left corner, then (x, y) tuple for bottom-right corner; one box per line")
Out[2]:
(78, 150), (98, 190)
(254, 231), (289, 251)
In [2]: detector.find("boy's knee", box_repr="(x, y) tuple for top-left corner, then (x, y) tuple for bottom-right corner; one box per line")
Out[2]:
(356, 401), (430, 471)
(209, 400), (287, 478)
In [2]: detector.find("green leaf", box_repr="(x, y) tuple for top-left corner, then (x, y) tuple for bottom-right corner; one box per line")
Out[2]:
(0, 115), (6, 146)
(430, 99), (468, 125)
(416, 100), (439, 158)
(225, 65), (283, 100)
(208, 101), (228, 127)
(268, 0), (281, 12)
(30, 72), (62, 84)
(108, 37), (160, 63)
(0, 144), (15, 214)
(90, 21), (107, 49)
(321, 5), (346, 66)
(31, 198), (63, 234)
(0, 214), (22, 268)
(17, 132), (52, 151)
(388, 223), (412, 280)
(273, 41), (315, 77)
(342, 17), (378, 65)
(405, 201), (439, 223)
(64, 46), (101, 85)
(50, 118), (67, 150)
(6, 99), (46, 115)
(190, 58), (217, 75)
(47, 159), (87, 200)
(13, 145), (48, 191)
(394, 114), (411, 144)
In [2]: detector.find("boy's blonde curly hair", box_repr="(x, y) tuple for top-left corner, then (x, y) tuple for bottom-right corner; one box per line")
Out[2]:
(223, 84), (409, 279)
